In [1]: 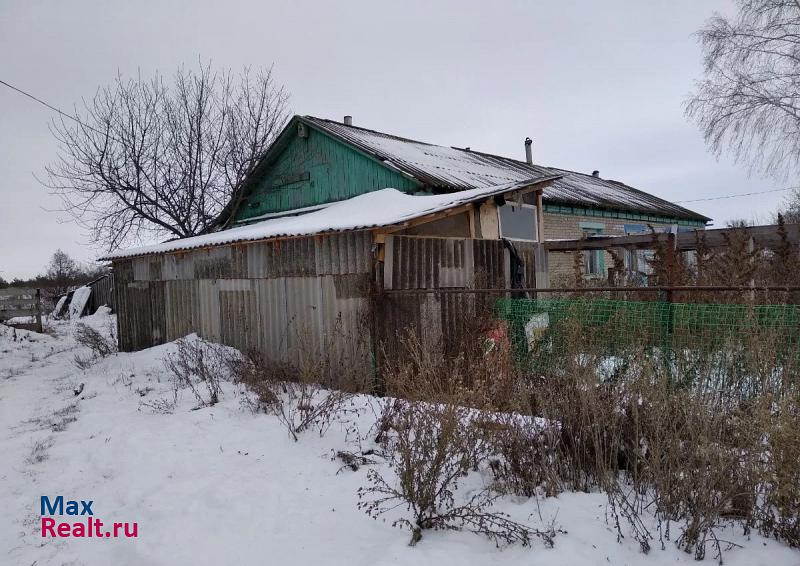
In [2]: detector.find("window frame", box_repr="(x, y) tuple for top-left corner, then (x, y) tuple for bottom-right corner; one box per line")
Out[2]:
(498, 201), (539, 242)
(579, 222), (605, 277)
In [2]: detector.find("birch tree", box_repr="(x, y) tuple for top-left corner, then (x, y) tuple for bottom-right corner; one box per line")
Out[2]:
(687, 0), (800, 181)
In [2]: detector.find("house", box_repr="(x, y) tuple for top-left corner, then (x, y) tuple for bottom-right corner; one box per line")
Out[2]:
(102, 115), (708, 378)
(217, 116), (708, 281)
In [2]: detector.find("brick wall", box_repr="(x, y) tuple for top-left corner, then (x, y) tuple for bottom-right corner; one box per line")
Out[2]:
(542, 212), (676, 284)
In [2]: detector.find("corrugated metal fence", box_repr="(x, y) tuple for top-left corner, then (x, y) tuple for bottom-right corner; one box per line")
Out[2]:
(86, 274), (115, 314)
(112, 232), (542, 387)
(376, 235), (539, 359)
(113, 232), (374, 380)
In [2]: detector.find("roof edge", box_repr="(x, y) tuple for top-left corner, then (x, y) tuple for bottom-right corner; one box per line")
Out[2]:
(99, 175), (560, 262)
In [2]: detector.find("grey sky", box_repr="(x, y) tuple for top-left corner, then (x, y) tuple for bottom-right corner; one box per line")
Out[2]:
(0, 0), (789, 279)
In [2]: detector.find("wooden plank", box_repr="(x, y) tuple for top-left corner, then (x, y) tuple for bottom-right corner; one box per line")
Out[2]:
(545, 224), (800, 253)
(0, 304), (38, 313)
(535, 190), (545, 243)
(10, 322), (41, 332)
(0, 287), (37, 298)
(676, 224), (800, 250)
(383, 236), (395, 290)
(0, 308), (39, 318)
(546, 232), (672, 251)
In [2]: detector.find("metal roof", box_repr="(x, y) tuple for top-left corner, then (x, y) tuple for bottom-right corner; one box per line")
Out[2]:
(302, 116), (710, 223)
(100, 179), (557, 260)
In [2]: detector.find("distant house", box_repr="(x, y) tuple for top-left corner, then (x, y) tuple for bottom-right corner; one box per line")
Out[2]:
(102, 115), (708, 374)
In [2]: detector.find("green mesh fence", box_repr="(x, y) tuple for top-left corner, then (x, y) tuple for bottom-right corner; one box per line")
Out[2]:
(495, 298), (800, 396)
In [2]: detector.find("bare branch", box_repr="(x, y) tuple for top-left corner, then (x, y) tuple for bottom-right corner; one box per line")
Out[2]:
(43, 61), (290, 251)
(687, 0), (800, 180)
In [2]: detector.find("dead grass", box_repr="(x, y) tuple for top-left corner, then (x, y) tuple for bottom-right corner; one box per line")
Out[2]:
(26, 437), (54, 465)
(373, 316), (800, 558)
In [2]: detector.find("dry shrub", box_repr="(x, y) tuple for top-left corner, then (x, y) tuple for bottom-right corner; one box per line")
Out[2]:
(358, 399), (555, 548)
(226, 349), (280, 412)
(520, 322), (800, 559)
(377, 309), (800, 559)
(73, 322), (117, 368)
(289, 314), (373, 393)
(380, 323), (520, 412)
(273, 381), (356, 442)
(74, 322), (117, 357)
(163, 337), (229, 407)
(758, 395), (800, 547)
(649, 220), (800, 304)
(225, 340), (361, 442)
(482, 414), (562, 498)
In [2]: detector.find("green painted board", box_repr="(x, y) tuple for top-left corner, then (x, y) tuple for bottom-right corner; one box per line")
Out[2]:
(234, 127), (419, 222)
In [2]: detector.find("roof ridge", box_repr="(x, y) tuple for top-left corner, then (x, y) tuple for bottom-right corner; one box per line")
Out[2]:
(302, 115), (439, 147)
(299, 115), (709, 222)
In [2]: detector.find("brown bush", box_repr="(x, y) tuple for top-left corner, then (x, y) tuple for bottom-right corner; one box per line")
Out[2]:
(375, 312), (800, 558)
(74, 322), (117, 359)
(358, 398), (555, 548)
(224, 342), (360, 441)
(163, 338), (229, 406)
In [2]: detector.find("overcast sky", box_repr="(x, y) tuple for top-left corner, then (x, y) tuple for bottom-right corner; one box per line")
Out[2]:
(0, 0), (791, 279)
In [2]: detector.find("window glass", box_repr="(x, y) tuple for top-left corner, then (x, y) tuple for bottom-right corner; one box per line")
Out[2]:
(499, 204), (537, 241)
(581, 227), (604, 276)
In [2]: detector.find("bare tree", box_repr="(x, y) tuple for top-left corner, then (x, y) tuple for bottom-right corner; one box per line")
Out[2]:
(780, 188), (800, 222)
(686, 1), (800, 180)
(44, 62), (290, 250)
(46, 249), (79, 296)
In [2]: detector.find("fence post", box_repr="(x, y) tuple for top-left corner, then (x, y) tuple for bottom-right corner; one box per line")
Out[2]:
(658, 288), (674, 382)
(35, 288), (43, 333)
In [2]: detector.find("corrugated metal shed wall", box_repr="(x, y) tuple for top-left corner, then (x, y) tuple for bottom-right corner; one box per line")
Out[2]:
(86, 274), (115, 314)
(378, 235), (511, 358)
(114, 232), (374, 380)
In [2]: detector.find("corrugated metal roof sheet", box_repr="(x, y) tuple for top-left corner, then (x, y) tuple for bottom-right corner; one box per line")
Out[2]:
(100, 179), (556, 260)
(303, 116), (556, 191)
(302, 116), (710, 222)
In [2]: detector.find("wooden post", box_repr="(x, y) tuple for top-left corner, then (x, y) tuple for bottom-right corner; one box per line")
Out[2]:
(533, 243), (549, 292)
(747, 236), (756, 304)
(35, 288), (43, 333)
(658, 287), (674, 383)
(535, 189), (545, 243)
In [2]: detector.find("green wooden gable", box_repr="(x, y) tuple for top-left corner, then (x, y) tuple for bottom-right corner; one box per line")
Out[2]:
(232, 120), (420, 224)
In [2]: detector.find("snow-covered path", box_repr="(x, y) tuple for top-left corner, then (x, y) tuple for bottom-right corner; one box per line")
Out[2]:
(1, 314), (798, 566)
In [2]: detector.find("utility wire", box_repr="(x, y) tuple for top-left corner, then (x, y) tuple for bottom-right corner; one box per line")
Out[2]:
(0, 77), (107, 137)
(675, 187), (794, 204)
(2, 75), (798, 209)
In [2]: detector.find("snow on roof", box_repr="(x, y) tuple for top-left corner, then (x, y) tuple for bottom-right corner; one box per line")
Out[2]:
(543, 168), (709, 221)
(303, 116), (709, 222)
(304, 116), (556, 191)
(100, 179), (554, 260)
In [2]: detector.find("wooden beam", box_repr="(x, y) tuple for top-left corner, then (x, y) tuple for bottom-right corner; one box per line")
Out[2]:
(0, 287), (37, 298)
(0, 300), (38, 309)
(676, 224), (800, 250)
(378, 203), (474, 234)
(535, 189), (545, 243)
(0, 308), (39, 319)
(546, 232), (673, 251)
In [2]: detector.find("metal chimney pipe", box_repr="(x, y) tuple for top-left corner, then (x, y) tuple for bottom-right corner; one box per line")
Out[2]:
(343, 115), (353, 126)
(524, 137), (533, 165)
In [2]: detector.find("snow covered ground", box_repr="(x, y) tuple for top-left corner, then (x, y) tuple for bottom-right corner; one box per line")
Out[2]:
(1, 312), (798, 566)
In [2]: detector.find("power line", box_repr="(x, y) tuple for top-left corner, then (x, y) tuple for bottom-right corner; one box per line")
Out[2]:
(0, 77), (106, 137)
(2, 75), (798, 210)
(675, 187), (794, 204)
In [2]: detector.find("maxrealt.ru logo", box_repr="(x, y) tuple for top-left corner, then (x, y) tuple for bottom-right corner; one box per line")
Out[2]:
(40, 496), (138, 538)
